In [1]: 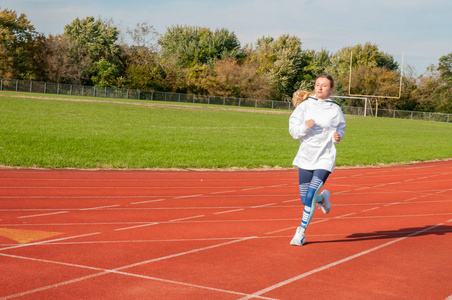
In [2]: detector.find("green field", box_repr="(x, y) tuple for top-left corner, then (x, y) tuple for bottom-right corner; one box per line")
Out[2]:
(1, 92), (451, 169)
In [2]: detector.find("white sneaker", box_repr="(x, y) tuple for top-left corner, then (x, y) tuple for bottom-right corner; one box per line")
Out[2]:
(318, 190), (331, 214)
(290, 226), (305, 246)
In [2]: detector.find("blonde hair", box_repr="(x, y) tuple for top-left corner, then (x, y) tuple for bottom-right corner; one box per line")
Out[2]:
(292, 90), (315, 107)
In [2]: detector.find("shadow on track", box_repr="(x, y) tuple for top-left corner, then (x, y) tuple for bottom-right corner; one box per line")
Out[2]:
(305, 225), (452, 245)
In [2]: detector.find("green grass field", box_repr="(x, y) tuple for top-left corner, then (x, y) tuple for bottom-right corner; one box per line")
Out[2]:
(1, 92), (451, 169)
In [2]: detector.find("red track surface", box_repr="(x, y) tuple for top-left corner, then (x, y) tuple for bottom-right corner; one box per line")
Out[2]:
(1, 161), (451, 299)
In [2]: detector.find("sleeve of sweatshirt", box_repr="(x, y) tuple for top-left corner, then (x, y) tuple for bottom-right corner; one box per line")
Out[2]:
(334, 109), (346, 143)
(289, 106), (310, 139)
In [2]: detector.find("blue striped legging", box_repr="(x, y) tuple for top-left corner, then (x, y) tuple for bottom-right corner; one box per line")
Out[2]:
(298, 168), (330, 229)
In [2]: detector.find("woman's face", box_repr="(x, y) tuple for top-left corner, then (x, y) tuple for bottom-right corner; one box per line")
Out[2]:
(314, 77), (333, 100)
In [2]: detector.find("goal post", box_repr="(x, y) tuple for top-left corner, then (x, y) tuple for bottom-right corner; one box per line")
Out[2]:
(348, 52), (404, 99)
(331, 95), (372, 117)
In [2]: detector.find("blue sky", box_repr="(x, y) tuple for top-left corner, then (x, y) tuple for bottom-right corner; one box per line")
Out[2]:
(3, 0), (452, 74)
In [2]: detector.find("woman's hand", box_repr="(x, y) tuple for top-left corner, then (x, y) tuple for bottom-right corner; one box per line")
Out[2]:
(333, 132), (342, 143)
(305, 119), (315, 128)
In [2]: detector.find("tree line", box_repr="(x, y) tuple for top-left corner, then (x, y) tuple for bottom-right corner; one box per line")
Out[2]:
(1, 8), (451, 113)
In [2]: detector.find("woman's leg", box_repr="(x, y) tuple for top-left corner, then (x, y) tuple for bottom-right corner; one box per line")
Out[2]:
(301, 169), (330, 228)
(290, 169), (312, 245)
(298, 169), (313, 229)
(291, 169), (331, 246)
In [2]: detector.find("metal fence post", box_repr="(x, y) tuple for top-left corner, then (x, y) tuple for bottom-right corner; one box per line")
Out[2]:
(16, 80), (18, 91)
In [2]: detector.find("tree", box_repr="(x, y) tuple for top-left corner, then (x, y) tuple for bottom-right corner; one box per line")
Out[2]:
(63, 16), (121, 84)
(252, 34), (306, 101)
(297, 48), (331, 90)
(121, 22), (171, 91)
(159, 25), (244, 68)
(0, 8), (43, 79)
(199, 58), (271, 99)
(91, 58), (119, 87)
(41, 34), (85, 83)
(432, 52), (452, 113)
(410, 66), (440, 112)
(326, 43), (400, 98)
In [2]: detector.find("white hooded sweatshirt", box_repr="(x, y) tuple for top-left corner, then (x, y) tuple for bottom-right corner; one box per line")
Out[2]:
(289, 97), (346, 172)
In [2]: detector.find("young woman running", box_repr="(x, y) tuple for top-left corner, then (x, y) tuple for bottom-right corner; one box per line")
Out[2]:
(289, 74), (346, 246)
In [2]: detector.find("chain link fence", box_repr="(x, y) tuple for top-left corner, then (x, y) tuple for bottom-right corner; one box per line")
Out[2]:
(1, 78), (451, 123)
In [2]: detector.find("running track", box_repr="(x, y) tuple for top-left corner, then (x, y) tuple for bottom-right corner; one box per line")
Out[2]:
(1, 161), (451, 299)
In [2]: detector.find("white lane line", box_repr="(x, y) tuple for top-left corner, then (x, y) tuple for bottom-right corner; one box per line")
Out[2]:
(268, 184), (288, 188)
(334, 213), (357, 218)
(118, 236), (256, 269)
(283, 199), (299, 203)
(240, 223), (446, 300)
(355, 187), (370, 191)
(169, 215), (205, 222)
(242, 187), (264, 191)
(334, 190), (351, 194)
(81, 205), (120, 211)
(210, 190), (236, 195)
(114, 223), (159, 231)
(174, 194), (203, 199)
(361, 207), (380, 212)
(17, 211), (68, 219)
(214, 209), (245, 215)
(251, 203), (277, 208)
(1, 237), (275, 300)
(131, 199), (166, 205)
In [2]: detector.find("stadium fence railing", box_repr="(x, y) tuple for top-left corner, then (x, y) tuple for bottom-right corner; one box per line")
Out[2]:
(1, 78), (450, 123)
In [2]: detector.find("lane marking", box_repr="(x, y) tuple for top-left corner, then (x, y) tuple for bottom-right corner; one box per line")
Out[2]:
(361, 207), (380, 212)
(174, 194), (203, 199)
(214, 209), (245, 215)
(169, 215), (205, 222)
(210, 190), (236, 194)
(282, 199), (299, 203)
(114, 223), (159, 231)
(1, 236), (274, 300)
(131, 199), (166, 205)
(241, 223), (446, 299)
(81, 205), (120, 210)
(242, 187), (264, 191)
(17, 211), (68, 219)
(251, 203), (277, 208)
